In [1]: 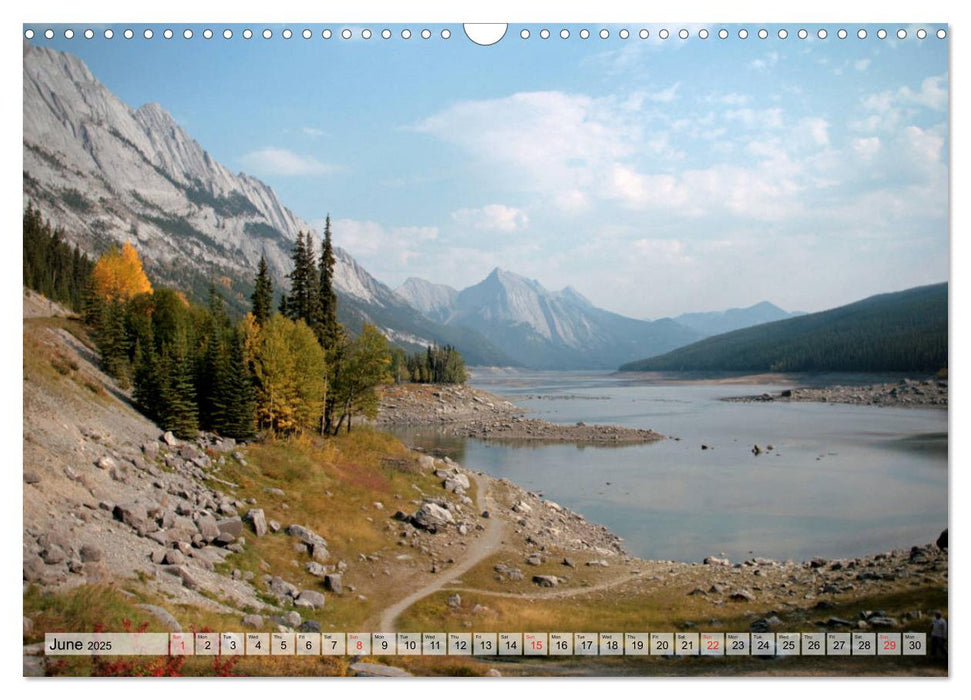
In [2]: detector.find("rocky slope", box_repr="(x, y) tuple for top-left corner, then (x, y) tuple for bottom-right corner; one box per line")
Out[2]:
(22, 42), (510, 366)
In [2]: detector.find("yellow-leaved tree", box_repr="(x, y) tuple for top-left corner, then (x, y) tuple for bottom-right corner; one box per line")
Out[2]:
(244, 313), (327, 435)
(91, 241), (153, 302)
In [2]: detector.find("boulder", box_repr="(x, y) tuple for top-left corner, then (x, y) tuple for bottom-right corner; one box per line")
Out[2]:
(299, 620), (322, 633)
(114, 502), (149, 531)
(730, 589), (756, 602)
(350, 662), (411, 677)
(447, 593), (462, 608)
(533, 575), (559, 587)
(269, 577), (299, 598)
(324, 573), (343, 594)
(413, 502), (454, 531)
(142, 442), (160, 460)
(217, 516), (244, 539)
(24, 471), (41, 484)
(79, 544), (103, 563)
(512, 500), (532, 514)
(136, 605), (181, 632)
(194, 513), (220, 542)
(417, 455), (435, 471)
(284, 611), (302, 628)
(40, 546), (67, 565)
(443, 478), (466, 494)
(937, 528), (948, 550)
(163, 550), (186, 566)
(288, 524), (328, 549)
(161, 431), (180, 447)
(242, 614), (264, 629)
(704, 556), (731, 567)
(96, 455), (117, 470)
(306, 562), (326, 577)
(294, 590), (325, 609)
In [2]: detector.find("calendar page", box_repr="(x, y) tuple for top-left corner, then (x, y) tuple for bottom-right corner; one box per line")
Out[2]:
(20, 9), (949, 682)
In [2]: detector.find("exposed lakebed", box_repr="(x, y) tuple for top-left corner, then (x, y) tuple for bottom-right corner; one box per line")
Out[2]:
(386, 370), (947, 564)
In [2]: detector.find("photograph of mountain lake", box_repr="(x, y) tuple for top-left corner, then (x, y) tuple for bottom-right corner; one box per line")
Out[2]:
(20, 15), (950, 684)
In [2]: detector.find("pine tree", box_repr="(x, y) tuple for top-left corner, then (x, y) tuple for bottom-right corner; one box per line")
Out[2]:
(317, 215), (342, 350)
(212, 330), (256, 439)
(159, 333), (199, 439)
(283, 231), (321, 327)
(251, 255), (273, 326)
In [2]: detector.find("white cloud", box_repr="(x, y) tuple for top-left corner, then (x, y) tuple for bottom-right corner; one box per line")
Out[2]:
(301, 127), (325, 137)
(749, 52), (779, 72)
(239, 148), (337, 176)
(855, 75), (948, 131)
(648, 83), (680, 103)
(853, 136), (881, 159)
(451, 204), (529, 233)
(854, 59), (871, 72)
(801, 117), (831, 146)
(330, 218), (438, 266)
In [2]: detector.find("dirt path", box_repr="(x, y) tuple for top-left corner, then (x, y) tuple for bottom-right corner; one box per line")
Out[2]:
(376, 473), (506, 632)
(440, 570), (648, 601)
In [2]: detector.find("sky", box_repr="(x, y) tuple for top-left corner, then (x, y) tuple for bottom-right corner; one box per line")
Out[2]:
(24, 22), (949, 319)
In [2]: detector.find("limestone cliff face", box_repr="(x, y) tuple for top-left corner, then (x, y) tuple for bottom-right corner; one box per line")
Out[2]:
(23, 43), (399, 311)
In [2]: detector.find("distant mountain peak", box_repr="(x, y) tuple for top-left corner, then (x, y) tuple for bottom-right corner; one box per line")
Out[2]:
(673, 300), (803, 338)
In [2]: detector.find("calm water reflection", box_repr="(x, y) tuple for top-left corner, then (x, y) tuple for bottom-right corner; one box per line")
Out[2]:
(387, 371), (947, 563)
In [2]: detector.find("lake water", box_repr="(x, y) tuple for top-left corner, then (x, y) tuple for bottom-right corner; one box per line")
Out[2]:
(387, 370), (948, 563)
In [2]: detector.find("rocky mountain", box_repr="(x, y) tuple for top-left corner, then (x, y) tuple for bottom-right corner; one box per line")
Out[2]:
(395, 278), (458, 324)
(673, 301), (805, 338)
(22, 42), (512, 366)
(397, 268), (702, 370)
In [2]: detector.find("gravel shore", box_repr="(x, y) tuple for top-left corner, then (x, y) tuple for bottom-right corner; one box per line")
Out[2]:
(376, 384), (664, 444)
(725, 378), (947, 408)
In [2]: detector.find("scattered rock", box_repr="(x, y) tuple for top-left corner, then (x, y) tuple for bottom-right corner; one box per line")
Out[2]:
(161, 431), (180, 447)
(24, 471), (42, 484)
(246, 509), (268, 537)
(413, 502), (454, 531)
(447, 593), (462, 608)
(324, 574), (343, 594)
(136, 605), (181, 632)
(350, 662), (412, 677)
(533, 575), (559, 587)
(294, 590), (325, 609)
(731, 589), (756, 602)
(79, 544), (103, 562)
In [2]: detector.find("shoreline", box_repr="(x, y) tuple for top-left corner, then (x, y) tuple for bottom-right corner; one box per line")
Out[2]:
(724, 378), (947, 408)
(375, 383), (665, 444)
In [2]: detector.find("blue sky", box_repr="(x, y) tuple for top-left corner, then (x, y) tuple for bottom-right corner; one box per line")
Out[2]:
(26, 22), (949, 319)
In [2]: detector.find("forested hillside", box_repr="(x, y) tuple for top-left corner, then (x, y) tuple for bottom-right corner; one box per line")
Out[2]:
(619, 283), (947, 374)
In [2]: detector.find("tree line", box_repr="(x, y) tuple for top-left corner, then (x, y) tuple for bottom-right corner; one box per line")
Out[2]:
(23, 202), (94, 311)
(620, 283), (948, 374)
(23, 205), (469, 442)
(389, 344), (468, 385)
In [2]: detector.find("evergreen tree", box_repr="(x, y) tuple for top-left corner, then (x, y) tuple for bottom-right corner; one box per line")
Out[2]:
(317, 215), (342, 351)
(98, 299), (131, 386)
(251, 255), (273, 326)
(159, 332), (199, 439)
(211, 329), (256, 439)
(22, 202), (94, 311)
(283, 231), (321, 327)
